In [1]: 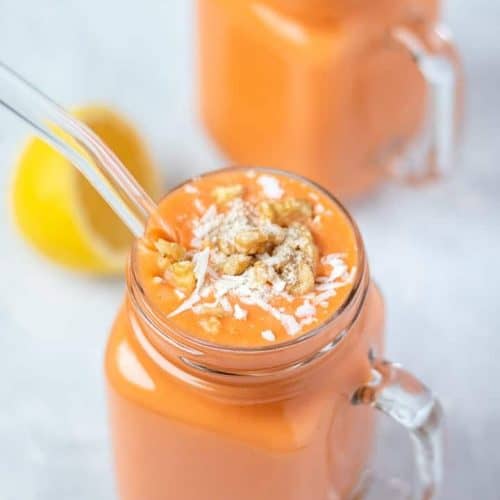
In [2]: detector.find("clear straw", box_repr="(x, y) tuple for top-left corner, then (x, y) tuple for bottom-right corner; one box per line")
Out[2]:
(0, 60), (168, 239)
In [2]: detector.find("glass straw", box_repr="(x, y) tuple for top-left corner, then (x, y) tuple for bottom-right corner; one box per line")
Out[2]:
(0, 60), (172, 239)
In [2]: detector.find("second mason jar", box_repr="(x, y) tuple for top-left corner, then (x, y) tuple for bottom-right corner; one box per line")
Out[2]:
(198, 0), (462, 198)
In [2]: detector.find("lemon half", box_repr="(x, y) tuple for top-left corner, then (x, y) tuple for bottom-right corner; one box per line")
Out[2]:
(11, 105), (160, 274)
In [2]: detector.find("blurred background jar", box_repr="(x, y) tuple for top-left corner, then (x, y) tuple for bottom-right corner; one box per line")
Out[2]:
(197, 0), (463, 199)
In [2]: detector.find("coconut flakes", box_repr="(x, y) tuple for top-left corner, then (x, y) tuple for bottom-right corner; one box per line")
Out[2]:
(257, 175), (284, 199)
(261, 330), (276, 342)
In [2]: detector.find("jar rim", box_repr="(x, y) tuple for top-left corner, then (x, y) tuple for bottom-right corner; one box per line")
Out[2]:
(128, 166), (367, 361)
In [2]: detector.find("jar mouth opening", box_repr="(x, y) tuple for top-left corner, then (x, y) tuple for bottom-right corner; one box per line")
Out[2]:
(128, 166), (367, 357)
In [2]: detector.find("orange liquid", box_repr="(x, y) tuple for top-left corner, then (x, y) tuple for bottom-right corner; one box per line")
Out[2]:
(198, 0), (438, 198)
(106, 169), (386, 499)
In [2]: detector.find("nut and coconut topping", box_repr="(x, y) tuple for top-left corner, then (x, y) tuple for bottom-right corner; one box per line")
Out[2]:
(149, 177), (355, 341)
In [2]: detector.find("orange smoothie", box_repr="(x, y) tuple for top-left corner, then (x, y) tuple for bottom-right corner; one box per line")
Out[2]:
(106, 168), (385, 499)
(198, 0), (455, 198)
(137, 169), (359, 346)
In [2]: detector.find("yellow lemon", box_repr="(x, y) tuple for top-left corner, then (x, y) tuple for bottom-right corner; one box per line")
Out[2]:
(11, 105), (161, 274)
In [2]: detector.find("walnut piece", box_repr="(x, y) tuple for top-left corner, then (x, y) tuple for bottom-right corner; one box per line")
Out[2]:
(234, 229), (268, 255)
(287, 261), (315, 295)
(250, 261), (276, 285)
(153, 239), (195, 292)
(212, 184), (245, 204)
(259, 198), (313, 226)
(165, 260), (196, 293)
(288, 223), (318, 269)
(207, 198), (283, 257)
(271, 223), (317, 295)
(155, 239), (186, 262)
(157, 255), (170, 271)
(220, 254), (253, 275)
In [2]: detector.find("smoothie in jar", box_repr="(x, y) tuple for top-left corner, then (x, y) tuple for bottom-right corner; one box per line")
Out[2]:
(198, 0), (461, 198)
(106, 168), (386, 500)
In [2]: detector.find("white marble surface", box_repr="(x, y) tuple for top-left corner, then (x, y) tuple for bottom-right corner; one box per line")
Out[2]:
(0, 1), (498, 499)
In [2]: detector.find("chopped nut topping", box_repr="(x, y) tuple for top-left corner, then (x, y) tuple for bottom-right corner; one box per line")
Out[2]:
(233, 304), (248, 320)
(259, 198), (313, 226)
(270, 223), (318, 295)
(199, 316), (221, 334)
(234, 229), (267, 255)
(157, 255), (170, 271)
(212, 184), (245, 204)
(250, 261), (277, 285)
(165, 260), (196, 293)
(202, 198), (285, 257)
(155, 239), (186, 262)
(258, 201), (275, 221)
(220, 254), (253, 275)
(289, 223), (318, 269)
(288, 261), (315, 295)
(192, 198), (318, 297)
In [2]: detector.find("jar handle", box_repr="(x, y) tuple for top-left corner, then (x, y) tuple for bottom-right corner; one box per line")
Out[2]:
(352, 359), (444, 499)
(386, 24), (460, 181)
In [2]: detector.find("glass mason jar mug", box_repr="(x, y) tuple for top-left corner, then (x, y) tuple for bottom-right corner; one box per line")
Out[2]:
(198, 0), (463, 199)
(105, 168), (443, 500)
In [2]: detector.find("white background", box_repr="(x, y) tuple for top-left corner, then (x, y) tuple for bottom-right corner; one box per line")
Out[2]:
(0, 1), (498, 498)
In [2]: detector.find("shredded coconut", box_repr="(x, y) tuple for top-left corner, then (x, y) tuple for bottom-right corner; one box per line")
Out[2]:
(192, 300), (219, 314)
(233, 304), (248, 320)
(220, 296), (232, 313)
(313, 290), (336, 304)
(257, 175), (284, 199)
(191, 204), (221, 248)
(296, 300), (316, 318)
(261, 330), (276, 342)
(194, 198), (205, 213)
(300, 316), (317, 327)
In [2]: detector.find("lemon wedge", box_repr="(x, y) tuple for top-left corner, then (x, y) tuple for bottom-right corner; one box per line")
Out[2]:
(11, 105), (160, 274)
